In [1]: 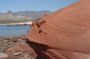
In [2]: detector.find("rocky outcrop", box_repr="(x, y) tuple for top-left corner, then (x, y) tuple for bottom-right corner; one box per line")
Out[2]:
(27, 0), (90, 59)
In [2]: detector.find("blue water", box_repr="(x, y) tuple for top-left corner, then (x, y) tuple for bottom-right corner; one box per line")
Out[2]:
(0, 25), (30, 36)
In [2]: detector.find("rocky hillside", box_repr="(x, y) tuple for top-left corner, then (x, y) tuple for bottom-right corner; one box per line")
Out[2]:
(0, 10), (50, 23)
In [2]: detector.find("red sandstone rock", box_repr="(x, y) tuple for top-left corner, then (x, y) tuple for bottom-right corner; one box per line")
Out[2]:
(27, 0), (90, 59)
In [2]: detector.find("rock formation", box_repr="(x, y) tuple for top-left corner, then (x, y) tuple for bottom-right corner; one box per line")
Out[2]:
(27, 0), (90, 59)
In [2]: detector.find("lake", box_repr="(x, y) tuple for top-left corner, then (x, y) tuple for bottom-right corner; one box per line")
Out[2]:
(0, 25), (30, 37)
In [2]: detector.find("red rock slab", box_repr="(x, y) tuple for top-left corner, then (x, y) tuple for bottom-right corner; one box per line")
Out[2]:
(27, 0), (90, 53)
(27, 0), (90, 59)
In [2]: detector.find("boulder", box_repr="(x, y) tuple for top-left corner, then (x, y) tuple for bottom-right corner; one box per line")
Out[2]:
(27, 0), (90, 59)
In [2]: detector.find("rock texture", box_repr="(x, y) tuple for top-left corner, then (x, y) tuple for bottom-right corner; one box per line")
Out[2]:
(27, 0), (90, 59)
(6, 44), (37, 59)
(0, 53), (8, 59)
(0, 44), (37, 59)
(0, 36), (37, 59)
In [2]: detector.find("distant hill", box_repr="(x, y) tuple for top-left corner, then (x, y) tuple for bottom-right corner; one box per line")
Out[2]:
(14, 10), (51, 19)
(0, 10), (51, 23)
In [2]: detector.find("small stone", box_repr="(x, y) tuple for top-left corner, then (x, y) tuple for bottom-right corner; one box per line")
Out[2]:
(14, 52), (22, 56)
(0, 53), (8, 59)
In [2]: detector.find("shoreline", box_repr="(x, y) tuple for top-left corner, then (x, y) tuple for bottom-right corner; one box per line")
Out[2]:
(0, 21), (32, 26)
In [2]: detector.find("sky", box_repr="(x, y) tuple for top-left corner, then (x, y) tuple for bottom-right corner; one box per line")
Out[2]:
(0, 0), (78, 12)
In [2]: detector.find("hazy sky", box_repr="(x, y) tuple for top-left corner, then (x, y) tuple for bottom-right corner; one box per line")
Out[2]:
(0, 0), (78, 12)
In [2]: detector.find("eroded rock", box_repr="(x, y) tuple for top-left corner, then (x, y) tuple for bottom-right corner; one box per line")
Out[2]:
(26, 0), (90, 59)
